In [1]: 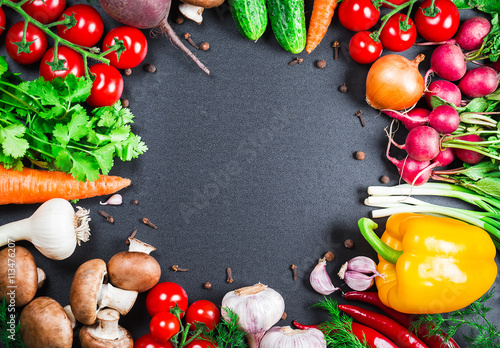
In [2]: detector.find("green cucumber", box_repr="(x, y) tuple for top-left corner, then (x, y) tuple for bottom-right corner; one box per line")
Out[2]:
(228, 0), (268, 41)
(266, 0), (306, 54)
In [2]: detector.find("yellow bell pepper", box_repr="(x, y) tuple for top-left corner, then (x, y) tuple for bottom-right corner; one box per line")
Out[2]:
(358, 213), (497, 314)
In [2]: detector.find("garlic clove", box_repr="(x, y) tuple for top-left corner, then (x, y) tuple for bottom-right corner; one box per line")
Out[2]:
(99, 194), (123, 206)
(343, 270), (376, 291)
(309, 258), (340, 296)
(338, 256), (384, 279)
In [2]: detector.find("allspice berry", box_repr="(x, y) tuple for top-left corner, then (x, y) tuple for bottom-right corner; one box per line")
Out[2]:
(380, 175), (390, 184)
(144, 63), (156, 73)
(324, 251), (335, 262)
(344, 239), (354, 248)
(200, 42), (210, 51)
(339, 83), (348, 93)
(355, 151), (365, 160)
(203, 282), (212, 290)
(316, 59), (326, 69)
(121, 99), (129, 108)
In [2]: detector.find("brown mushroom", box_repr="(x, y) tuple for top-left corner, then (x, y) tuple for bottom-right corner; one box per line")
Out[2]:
(79, 309), (133, 348)
(0, 246), (46, 307)
(179, 0), (224, 24)
(70, 259), (138, 325)
(182, 0), (224, 8)
(19, 296), (73, 348)
(107, 238), (161, 292)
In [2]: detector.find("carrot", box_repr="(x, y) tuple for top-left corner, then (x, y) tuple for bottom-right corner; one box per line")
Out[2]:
(306, 0), (338, 54)
(0, 166), (131, 205)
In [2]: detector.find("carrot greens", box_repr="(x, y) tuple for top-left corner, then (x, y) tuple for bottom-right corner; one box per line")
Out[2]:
(0, 56), (147, 181)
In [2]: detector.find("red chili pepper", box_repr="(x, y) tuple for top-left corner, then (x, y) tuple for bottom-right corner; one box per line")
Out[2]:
(343, 291), (460, 348)
(338, 304), (430, 348)
(292, 320), (398, 348)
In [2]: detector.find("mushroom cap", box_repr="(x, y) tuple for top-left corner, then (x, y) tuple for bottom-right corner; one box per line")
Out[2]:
(70, 259), (107, 325)
(79, 309), (133, 348)
(0, 246), (40, 307)
(19, 296), (73, 348)
(182, 0), (224, 8)
(108, 251), (161, 292)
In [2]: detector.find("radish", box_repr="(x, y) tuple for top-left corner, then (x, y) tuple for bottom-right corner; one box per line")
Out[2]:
(428, 105), (460, 134)
(424, 80), (461, 107)
(382, 108), (430, 130)
(386, 140), (432, 186)
(425, 44), (467, 82)
(431, 147), (455, 167)
(448, 134), (485, 164)
(98, 0), (210, 75)
(491, 60), (500, 72)
(458, 66), (499, 97)
(392, 126), (441, 161)
(416, 17), (491, 51)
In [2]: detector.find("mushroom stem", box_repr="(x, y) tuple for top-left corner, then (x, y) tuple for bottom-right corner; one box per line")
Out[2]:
(37, 268), (46, 289)
(64, 305), (77, 330)
(97, 283), (138, 316)
(127, 238), (156, 254)
(92, 309), (121, 340)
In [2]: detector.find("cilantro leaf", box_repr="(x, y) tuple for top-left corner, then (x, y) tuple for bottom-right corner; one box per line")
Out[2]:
(0, 124), (29, 158)
(0, 56), (8, 78)
(69, 152), (100, 182)
(452, 0), (500, 13)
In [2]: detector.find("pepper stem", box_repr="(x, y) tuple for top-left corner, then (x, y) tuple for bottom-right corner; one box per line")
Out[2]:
(358, 218), (403, 264)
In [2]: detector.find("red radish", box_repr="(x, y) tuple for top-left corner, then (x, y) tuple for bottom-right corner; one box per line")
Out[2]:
(98, 0), (210, 74)
(458, 66), (500, 97)
(416, 16), (491, 51)
(382, 108), (430, 130)
(449, 134), (485, 164)
(424, 80), (461, 107)
(428, 105), (460, 134)
(425, 44), (467, 82)
(491, 60), (500, 72)
(393, 126), (441, 161)
(432, 147), (455, 167)
(387, 154), (432, 186)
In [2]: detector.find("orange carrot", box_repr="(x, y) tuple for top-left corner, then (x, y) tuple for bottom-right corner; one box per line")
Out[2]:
(306, 0), (338, 54)
(0, 166), (131, 205)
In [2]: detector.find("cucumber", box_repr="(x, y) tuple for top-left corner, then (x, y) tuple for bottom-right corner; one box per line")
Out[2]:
(228, 0), (268, 41)
(266, 0), (306, 54)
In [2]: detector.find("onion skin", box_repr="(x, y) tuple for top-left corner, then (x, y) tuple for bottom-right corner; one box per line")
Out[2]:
(366, 54), (425, 111)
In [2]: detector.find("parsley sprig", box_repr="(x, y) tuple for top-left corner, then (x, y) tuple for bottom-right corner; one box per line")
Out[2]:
(0, 299), (25, 348)
(205, 307), (248, 348)
(0, 57), (147, 181)
(410, 290), (500, 348)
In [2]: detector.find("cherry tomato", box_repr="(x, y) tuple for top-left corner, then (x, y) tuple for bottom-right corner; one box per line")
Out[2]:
(338, 0), (380, 32)
(56, 4), (104, 47)
(184, 339), (217, 348)
(5, 21), (48, 65)
(21, 0), (66, 24)
(0, 7), (6, 36)
(348, 31), (383, 64)
(414, 0), (459, 42)
(150, 312), (181, 343)
(379, 14), (417, 52)
(146, 282), (189, 318)
(185, 300), (221, 331)
(39, 46), (85, 81)
(135, 333), (174, 348)
(103, 26), (148, 69)
(86, 63), (124, 107)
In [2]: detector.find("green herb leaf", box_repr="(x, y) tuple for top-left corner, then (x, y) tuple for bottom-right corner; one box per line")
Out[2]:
(452, 0), (500, 14)
(0, 124), (29, 159)
(206, 307), (248, 348)
(0, 299), (26, 348)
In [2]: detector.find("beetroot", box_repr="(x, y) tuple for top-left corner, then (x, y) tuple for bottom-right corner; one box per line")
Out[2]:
(452, 134), (485, 164)
(424, 80), (461, 107)
(382, 108), (430, 130)
(458, 66), (499, 97)
(425, 44), (467, 82)
(428, 105), (460, 134)
(99, 0), (210, 74)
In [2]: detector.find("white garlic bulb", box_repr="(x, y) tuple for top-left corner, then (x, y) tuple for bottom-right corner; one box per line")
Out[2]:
(261, 326), (327, 348)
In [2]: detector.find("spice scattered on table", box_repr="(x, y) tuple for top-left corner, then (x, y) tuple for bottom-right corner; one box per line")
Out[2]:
(184, 33), (199, 49)
(172, 265), (189, 272)
(339, 83), (347, 93)
(324, 251), (335, 261)
(123, 68), (132, 76)
(355, 110), (366, 127)
(291, 264), (298, 281)
(332, 41), (340, 60)
(200, 42), (210, 51)
(316, 59), (326, 69)
(204, 282), (212, 289)
(288, 57), (304, 66)
(132, 199), (139, 205)
(380, 175), (390, 184)
(355, 151), (365, 160)
(143, 63), (156, 73)
(125, 229), (138, 244)
(226, 267), (234, 283)
(344, 239), (354, 248)
(142, 218), (157, 229)
(98, 210), (114, 223)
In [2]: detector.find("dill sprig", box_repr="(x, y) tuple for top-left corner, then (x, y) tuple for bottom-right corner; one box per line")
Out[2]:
(0, 299), (25, 348)
(206, 307), (248, 348)
(410, 290), (500, 348)
(312, 297), (369, 348)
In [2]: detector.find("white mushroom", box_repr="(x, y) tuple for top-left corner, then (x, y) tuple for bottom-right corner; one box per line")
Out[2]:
(79, 309), (133, 348)
(179, 0), (224, 24)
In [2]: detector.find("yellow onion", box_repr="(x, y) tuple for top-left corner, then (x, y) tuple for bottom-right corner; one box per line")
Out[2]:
(366, 54), (425, 111)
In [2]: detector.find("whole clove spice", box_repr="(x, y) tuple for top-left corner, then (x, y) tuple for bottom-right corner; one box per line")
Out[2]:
(184, 33), (199, 49)
(355, 110), (366, 127)
(172, 265), (189, 272)
(288, 57), (303, 66)
(142, 217), (158, 229)
(332, 41), (340, 60)
(281, 312), (287, 320)
(226, 267), (234, 283)
(125, 229), (138, 244)
(98, 210), (114, 223)
(291, 264), (297, 281)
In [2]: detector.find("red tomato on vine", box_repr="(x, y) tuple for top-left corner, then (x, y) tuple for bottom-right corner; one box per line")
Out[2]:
(380, 14), (417, 52)
(0, 7), (6, 36)
(185, 300), (221, 331)
(414, 0), (459, 42)
(5, 21), (48, 65)
(338, 0), (380, 32)
(103, 26), (148, 69)
(21, 0), (66, 24)
(349, 31), (383, 64)
(146, 282), (189, 318)
(134, 333), (174, 348)
(39, 46), (85, 81)
(56, 4), (104, 47)
(86, 63), (124, 107)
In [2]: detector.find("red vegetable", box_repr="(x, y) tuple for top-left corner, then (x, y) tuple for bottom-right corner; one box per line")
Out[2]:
(0, 7), (5, 36)
(338, 304), (429, 348)
(21, 0), (66, 24)
(338, 0), (380, 32)
(103, 26), (148, 69)
(414, 0), (459, 42)
(379, 14), (417, 52)
(343, 292), (460, 348)
(86, 63), (124, 107)
(56, 4), (104, 47)
(5, 22), (48, 65)
(292, 320), (398, 348)
(349, 31), (383, 64)
(39, 46), (85, 81)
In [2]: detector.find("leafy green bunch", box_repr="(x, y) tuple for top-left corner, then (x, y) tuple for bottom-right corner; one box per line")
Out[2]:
(0, 57), (147, 181)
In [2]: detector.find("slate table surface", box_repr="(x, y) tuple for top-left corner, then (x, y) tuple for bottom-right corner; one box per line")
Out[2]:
(1, 1), (499, 347)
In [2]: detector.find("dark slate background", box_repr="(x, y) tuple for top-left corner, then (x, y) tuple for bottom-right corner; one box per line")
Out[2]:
(1, 1), (499, 347)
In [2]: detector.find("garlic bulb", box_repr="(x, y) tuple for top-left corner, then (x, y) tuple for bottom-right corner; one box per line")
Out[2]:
(309, 258), (340, 295)
(0, 198), (90, 260)
(261, 326), (327, 348)
(221, 283), (285, 348)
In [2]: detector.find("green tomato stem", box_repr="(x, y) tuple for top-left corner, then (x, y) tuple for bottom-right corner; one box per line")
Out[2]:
(372, 0), (418, 41)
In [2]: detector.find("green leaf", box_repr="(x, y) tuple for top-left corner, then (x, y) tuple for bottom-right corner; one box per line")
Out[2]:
(69, 152), (100, 181)
(53, 123), (70, 145)
(465, 98), (489, 113)
(38, 105), (66, 120)
(67, 106), (89, 141)
(0, 124), (29, 158)
(0, 57), (8, 78)
(93, 144), (115, 175)
(55, 149), (73, 173)
(97, 109), (117, 128)
(64, 74), (92, 102)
